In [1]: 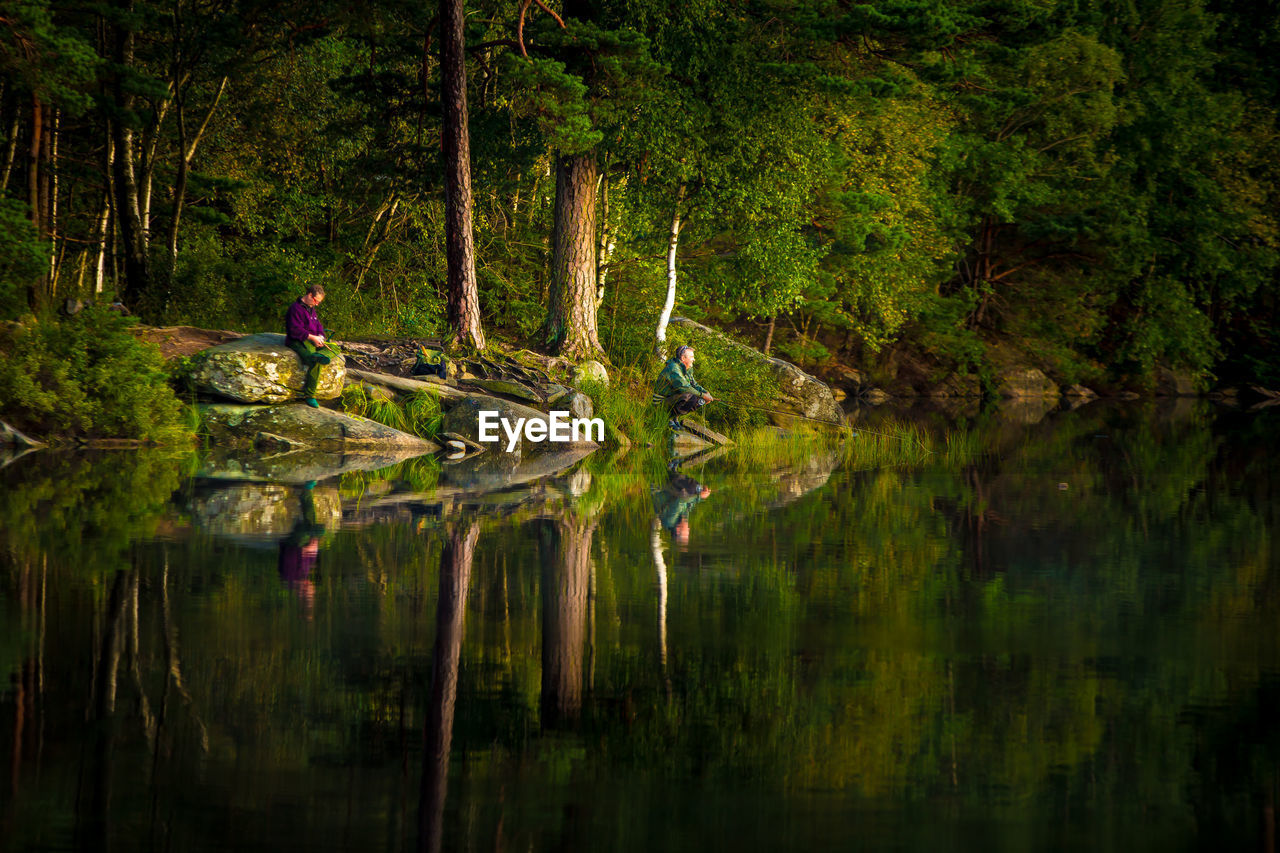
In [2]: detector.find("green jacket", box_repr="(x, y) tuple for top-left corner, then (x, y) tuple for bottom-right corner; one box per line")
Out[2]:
(652, 357), (707, 403)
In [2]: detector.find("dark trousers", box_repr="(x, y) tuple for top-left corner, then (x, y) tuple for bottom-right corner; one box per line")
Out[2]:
(664, 392), (706, 416)
(287, 339), (335, 396)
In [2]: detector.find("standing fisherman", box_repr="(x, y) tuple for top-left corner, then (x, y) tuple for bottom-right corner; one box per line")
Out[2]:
(653, 345), (714, 430)
(284, 284), (339, 408)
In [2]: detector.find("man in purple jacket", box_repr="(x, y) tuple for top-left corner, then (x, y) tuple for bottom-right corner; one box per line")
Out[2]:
(284, 284), (338, 407)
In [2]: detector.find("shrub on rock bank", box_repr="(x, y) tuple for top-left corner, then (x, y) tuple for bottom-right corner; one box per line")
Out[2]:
(0, 309), (193, 443)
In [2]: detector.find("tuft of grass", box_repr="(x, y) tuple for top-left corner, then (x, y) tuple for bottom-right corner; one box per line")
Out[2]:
(577, 372), (669, 447)
(341, 386), (442, 439)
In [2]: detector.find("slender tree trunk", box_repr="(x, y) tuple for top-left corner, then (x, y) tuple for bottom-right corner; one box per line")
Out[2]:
(26, 94), (46, 310)
(763, 314), (776, 355)
(96, 165), (113, 295)
(440, 0), (486, 350)
(654, 185), (684, 356)
(0, 97), (18, 193)
(167, 77), (227, 291)
(595, 170), (615, 308)
(418, 522), (478, 853)
(110, 1), (152, 310)
(47, 109), (59, 290)
(543, 152), (603, 359)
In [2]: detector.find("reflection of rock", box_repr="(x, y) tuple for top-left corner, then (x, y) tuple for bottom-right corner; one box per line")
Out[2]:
(764, 451), (841, 508)
(198, 447), (435, 484)
(186, 483), (342, 539)
(439, 446), (596, 493)
(668, 317), (842, 423)
(199, 403), (439, 452)
(189, 332), (346, 403)
(997, 396), (1057, 424)
(441, 396), (598, 457)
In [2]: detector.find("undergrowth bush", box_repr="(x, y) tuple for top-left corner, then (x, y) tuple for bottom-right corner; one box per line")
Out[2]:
(0, 309), (193, 442)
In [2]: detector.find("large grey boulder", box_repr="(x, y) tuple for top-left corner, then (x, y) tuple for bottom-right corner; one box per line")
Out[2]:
(995, 367), (1060, 398)
(442, 394), (600, 458)
(189, 332), (346, 403)
(668, 318), (843, 424)
(199, 403), (439, 452)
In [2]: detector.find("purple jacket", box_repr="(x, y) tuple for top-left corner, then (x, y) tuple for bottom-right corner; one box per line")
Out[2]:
(285, 298), (324, 344)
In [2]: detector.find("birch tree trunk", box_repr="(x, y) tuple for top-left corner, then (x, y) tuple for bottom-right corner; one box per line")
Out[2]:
(654, 185), (685, 356)
(543, 152), (603, 360)
(440, 0), (486, 350)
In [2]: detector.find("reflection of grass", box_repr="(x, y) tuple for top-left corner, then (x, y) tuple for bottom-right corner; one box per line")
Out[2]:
(338, 455), (440, 499)
(340, 386), (443, 439)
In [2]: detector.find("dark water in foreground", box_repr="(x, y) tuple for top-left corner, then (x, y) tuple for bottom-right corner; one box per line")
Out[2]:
(2, 400), (1279, 852)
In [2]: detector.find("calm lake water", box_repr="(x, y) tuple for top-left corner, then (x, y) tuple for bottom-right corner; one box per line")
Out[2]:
(2, 400), (1278, 852)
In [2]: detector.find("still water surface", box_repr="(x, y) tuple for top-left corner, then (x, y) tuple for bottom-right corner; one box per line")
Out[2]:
(2, 400), (1278, 852)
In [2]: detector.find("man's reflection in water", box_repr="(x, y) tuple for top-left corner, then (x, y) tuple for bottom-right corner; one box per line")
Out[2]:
(650, 469), (712, 683)
(652, 470), (712, 546)
(277, 482), (327, 616)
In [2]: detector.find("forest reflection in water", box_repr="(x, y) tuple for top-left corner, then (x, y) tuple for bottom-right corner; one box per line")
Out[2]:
(1, 399), (1279, 852)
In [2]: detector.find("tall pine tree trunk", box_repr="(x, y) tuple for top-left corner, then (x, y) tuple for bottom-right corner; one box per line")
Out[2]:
(440, 0), (485, 350)
(544, 152), (603, 360)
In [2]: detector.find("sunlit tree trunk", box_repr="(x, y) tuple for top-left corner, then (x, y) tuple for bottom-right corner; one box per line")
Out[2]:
(418, 522), (478, 853)
(544, 152), (603, 360)
(539, 511), (597, 725)
(440, 0), (485, 350)
(654, 185), (684, 356)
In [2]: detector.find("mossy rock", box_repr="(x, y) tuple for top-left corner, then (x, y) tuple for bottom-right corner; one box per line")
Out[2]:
(189, 332), (346, 403)
(994, 367), (1060, 398)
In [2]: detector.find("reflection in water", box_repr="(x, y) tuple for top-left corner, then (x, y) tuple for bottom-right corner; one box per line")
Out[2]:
(650, 470), (713, 678)
(538, 509), (598, 727)
(2, 407), (1280, 851)
(277, 483), (328, 615)
(418, 522), (478, 853)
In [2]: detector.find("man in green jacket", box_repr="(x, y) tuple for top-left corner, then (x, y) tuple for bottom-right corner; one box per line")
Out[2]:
(653, 345), (714, 429)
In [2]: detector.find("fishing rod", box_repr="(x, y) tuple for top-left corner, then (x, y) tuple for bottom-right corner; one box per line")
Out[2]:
(706, 400), (933, 453)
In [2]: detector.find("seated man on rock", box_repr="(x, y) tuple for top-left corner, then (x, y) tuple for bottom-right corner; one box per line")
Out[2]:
(653, 344), (714, 430)
(284, 284), (339, 408)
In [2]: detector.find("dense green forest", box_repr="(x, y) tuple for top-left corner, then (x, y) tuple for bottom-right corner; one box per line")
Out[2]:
(2, 0), (1278, 388)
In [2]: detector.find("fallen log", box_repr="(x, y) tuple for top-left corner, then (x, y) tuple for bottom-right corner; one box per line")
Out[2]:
(346, 368), (467, 399)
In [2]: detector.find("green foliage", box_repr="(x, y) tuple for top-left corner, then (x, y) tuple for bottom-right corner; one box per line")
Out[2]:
(0, 310), (194, 442)
(0, 199), (46, 320)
